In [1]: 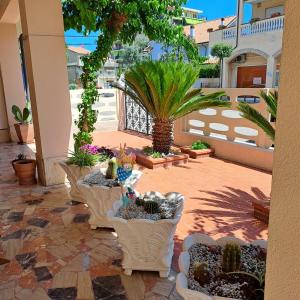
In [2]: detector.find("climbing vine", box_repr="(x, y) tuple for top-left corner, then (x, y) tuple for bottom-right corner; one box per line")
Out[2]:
(63, 0), (200, 150)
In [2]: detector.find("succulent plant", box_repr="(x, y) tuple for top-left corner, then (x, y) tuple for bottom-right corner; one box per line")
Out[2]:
(222, 242), (241, 273)
(143, 200), (160, 214)
(135, 197), (144, 207)
(12, 103), (32, 124)
(16, 153), (26, 160)
(193, 262), (211, 285)
(105, 160), (117, 179)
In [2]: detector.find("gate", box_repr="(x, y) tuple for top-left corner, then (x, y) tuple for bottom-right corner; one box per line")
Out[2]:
(124, 92), (153, 135)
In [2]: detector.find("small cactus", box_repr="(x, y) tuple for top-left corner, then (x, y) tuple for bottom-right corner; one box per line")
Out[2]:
(105, 160), (117, 179)
(143, 200), (160, 214)
(222, 242), (241, 273)
(135, 198), (144, 207)
(193, 262), (211, 285)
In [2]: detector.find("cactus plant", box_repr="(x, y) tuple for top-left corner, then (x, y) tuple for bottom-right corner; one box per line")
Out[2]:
(143, 200), (160, 214)
(12, 103), (32, 124)
(222, 242), (241, 273)
(135, 197), (144, 207)
(105, 160), (117, 179)
(193, 262), (211, 285)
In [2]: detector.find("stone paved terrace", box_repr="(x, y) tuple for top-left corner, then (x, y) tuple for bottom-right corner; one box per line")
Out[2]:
(0, 131), (271, 299)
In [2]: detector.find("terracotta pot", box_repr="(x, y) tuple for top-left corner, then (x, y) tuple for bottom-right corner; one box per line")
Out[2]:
(13, 159), (36, 185)
(14, 123), (34, 144)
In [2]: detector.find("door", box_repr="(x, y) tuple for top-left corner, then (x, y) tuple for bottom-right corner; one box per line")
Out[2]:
(237, 65), (267, 88)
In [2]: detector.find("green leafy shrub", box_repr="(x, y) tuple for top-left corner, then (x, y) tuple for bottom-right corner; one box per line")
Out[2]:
(191, 140), (210, 150)
(67, 150), (100, 167)
(142, 146), (163, 158)
(199, 64), (220, 78)
(12, 103), (32, 124)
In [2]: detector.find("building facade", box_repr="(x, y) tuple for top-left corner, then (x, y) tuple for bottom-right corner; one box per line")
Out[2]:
(209, 0), (284, 88)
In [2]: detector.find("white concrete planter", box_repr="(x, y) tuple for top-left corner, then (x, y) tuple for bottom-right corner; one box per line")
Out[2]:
(59, 161), (100, 202)
(176, 233), (267, 300)
(107, 192), (184, 278)
(77, 170), (142, 229)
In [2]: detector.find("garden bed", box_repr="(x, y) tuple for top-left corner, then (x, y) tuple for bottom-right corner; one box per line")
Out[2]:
(252, 200), (270, 224)
(180, 147), (214, 159)
(177, 234), (267, 300)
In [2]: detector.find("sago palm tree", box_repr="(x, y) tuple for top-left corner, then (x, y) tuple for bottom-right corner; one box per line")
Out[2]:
(113, 61), (230, 154)
(237, 90), (277, 142)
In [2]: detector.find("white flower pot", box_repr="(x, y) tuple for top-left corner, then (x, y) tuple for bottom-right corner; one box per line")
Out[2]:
(176, 233), (267, 300)
(107, 192), (184, 278)
(59, 161), (100, 202)
(77, 170), (142, 229)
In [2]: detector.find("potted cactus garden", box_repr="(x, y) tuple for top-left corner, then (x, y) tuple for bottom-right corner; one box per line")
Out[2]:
(11, 103), (34, 144)
(77, 155), (142, 229)
(180, 140), (214, 159)
(106, 146), (184, 277)
(59, 145), (114, 203)
(176, 233), (267, 300)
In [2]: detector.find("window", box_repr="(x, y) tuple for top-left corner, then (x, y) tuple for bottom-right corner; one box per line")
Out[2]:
(265, 6), (284, 18)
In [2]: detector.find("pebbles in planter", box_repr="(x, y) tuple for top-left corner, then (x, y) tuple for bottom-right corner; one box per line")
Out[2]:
(187, 243), (266, 300)
(116, 193), (182, 221)
(83, 171), (120, 188)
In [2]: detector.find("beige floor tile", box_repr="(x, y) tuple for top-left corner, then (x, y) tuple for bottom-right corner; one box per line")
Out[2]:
(52, 271), (77, 288)
(77, 271), (94, 299)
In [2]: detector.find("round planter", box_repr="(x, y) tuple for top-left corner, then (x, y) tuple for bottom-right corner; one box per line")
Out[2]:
(14, 123), (34, 144)
(176, 233), (267, 300)
(13, 159), (36, 185)
(59, 161), (101, 202)
(107, 192), (184, 277)
(77, 170), (142, 229)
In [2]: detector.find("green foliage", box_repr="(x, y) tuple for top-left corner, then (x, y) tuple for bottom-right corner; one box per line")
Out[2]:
(193, 262), (211, 285)
(191, 140), (210, 150)
(63, 0), (202, 150)
(142, 146), (163, 158)
(211, 43), (233, 60)
(199, 64), (220, 78)
(11, 103), (32, 124)
(69, 83), (78, 90)
(135, 198), (145, 207)
(105, 160), (117, 180)
(113, 61), (229, 153)
(143, 200), (160, 214)
(237, 90), (277, 142)
(222, 243), (241, 273)
(67, 150), (99, 167)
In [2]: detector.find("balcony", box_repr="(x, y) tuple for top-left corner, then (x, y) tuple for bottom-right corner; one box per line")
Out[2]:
(222, 15), (285, 40)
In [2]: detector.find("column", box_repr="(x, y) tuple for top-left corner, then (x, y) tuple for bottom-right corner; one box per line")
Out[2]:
(265, 0), (300, 299)
(19, 0), (72, 186)
(222, 58), (230, 88)
(237, 0), (244, 40)
(266, 56), (276, 88)
(0, 23), (26, 142)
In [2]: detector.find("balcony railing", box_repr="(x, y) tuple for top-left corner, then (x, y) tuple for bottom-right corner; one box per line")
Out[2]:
(223, 15), (284, 40)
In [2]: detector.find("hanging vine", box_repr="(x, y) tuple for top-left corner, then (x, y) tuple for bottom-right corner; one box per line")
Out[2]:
(63, 0), (201, 150)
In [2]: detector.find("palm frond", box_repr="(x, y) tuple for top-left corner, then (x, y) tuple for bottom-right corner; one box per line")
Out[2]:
(238, 102), (275, 141)
(260, 90), (278, 119)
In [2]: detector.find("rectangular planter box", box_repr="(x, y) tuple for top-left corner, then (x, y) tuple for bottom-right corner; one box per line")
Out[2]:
(252, 200), (270, 224)
(180, 147), (214, 159)
(136, 153), (189, 169)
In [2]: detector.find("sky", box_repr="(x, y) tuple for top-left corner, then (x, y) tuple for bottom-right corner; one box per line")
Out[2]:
(65, 0), (252, 51)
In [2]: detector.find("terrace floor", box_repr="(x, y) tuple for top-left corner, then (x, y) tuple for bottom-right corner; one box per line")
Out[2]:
(0, 131), (271, 300)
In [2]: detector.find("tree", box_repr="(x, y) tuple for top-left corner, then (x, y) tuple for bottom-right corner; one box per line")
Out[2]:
(211, 43), (233, 87)
(237, 90), (277, 142)
(113, 61), (230, 154)
(63, 0), (201, 150)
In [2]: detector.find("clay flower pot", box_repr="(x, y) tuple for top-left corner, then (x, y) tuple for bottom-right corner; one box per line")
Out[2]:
(13, 159), (36, 185)
(14, 123), (34, 144)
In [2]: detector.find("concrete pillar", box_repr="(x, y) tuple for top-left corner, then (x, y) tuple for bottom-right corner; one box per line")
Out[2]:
(237, 0), (244, 39)
(265, 0), (300, 298)
(0, 23), (26, 142)
(266, 56), (276, 88)
(222, 58), (230, 88)
(19, 0), (72, 186)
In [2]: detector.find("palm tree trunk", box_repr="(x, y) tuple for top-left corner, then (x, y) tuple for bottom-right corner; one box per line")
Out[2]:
(152, 119), (173, 154)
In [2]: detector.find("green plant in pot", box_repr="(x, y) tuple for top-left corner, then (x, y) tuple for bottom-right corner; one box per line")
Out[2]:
(11, 103), (34, 144)
(12, 153), (36, 185)
(113, 61), (229, 155)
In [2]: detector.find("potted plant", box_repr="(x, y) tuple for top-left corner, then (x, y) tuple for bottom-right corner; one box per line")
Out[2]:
(12, 154), (36, 185)
(77, 158), (142, 229)
(107, 191), (184, 277)
(180, 140), (214, 159)
(11, 103), (34, 144)
(59, 145), (114, 202)
(113, 61), (229, 169)
(176, 233), (267, 300)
